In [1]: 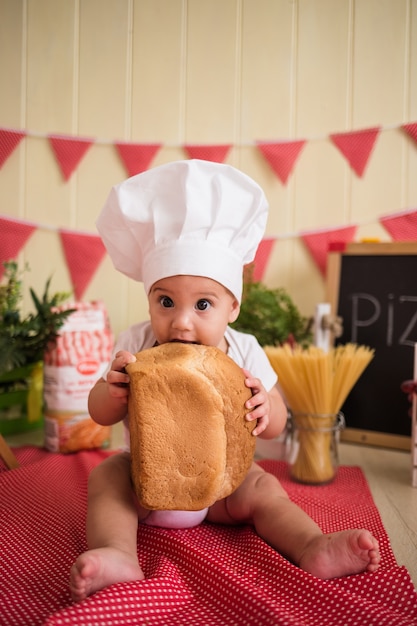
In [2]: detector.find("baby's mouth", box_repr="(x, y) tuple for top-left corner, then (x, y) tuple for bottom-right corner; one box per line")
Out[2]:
(169, 339), (200, 344)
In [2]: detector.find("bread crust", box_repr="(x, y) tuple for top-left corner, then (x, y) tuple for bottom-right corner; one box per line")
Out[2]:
(126, 343), (255, 510)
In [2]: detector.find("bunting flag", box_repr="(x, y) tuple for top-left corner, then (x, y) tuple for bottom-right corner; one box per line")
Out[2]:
(183, 144), (232, 163)
(1, 121), (417, 185)
(59, 230), (107, 300)
(379, 208), (417, 241)
(257, 140), (306, 184)
(0, 129), (26, 168)
(329, 127), (381, 177)
(402, 122), (417, 146)
(301, 225), (357, 276)
(251, 237), (276, 282)
(0, 204), (415, 294)
(114, 142), (162, 177)
(0, 216), (36, 277)
(48, 134), (94, 181)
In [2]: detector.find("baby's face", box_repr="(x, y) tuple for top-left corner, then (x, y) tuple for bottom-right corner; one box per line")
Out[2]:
(148, 275), (240, 351)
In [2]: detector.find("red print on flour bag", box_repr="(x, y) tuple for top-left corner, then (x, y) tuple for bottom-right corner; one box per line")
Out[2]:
(43, 301), (113, 452)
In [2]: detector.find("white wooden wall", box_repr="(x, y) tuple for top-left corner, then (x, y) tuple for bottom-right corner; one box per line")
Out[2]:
(1, 0), (416, 338)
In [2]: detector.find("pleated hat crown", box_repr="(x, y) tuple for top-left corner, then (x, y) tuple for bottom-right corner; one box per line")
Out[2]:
(96, 159), (268, 302)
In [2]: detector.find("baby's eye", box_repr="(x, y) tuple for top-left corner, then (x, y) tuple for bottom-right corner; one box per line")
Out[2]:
(160, 296), (174, 308)
(195, 299), (211, 311)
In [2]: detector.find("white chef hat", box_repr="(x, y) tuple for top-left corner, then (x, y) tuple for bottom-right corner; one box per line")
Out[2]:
(96, 159), (268, 302)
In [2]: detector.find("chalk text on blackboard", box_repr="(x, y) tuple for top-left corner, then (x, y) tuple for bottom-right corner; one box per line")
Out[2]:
(349, 293), (417, 347)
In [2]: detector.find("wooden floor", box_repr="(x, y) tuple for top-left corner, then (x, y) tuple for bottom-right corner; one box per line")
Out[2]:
(4, 424), (417, 589)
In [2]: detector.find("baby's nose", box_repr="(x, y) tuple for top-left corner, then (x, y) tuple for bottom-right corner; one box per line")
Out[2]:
(172, 310), (193, 330)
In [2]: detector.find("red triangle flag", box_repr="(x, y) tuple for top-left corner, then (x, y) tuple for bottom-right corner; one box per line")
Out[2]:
(380, 209), (417, 241)
(329, 127), (380, 177)
(0, 129), (26, 168)
(48, 134), (94, 181)
(115, 143), (161, 177)
(256, 140), (306, 184)
(402, 123), (417, 146)
(59, 230), (107, 300)
(0, 216), (36, 277)
(301, 225), (357, 276)
(183, 144), (231, 163)
(251, 237), (276, 282)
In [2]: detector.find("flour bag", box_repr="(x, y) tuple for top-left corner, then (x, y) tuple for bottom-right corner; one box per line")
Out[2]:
(44, 301), (113, 452)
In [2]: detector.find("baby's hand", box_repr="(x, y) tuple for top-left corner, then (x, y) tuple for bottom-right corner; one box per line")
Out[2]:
(243, 369), (270, 436)
(106, 350), (136, 404)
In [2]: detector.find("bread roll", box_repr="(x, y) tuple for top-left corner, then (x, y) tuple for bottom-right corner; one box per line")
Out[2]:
(126, 342), (255, 511)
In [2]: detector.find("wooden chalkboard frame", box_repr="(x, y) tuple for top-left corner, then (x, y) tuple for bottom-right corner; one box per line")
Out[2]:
(326, 242), (417, 451)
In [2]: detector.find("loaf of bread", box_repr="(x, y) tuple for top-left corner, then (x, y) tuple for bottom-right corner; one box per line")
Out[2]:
(126, 342), (255, 511)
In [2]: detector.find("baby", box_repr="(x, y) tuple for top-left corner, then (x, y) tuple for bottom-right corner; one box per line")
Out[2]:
(70, 160), (380, 602)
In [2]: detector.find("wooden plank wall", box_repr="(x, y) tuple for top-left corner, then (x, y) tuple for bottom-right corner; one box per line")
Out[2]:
(0, 0), (416, 338)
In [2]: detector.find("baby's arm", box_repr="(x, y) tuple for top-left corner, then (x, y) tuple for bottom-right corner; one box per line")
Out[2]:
(88, 350), (136, 426)
(243, 369), (287, 438)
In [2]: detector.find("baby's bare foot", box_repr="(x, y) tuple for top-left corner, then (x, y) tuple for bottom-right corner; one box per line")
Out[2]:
(299, 529), (380, 579)
(70, 547), (144, 602)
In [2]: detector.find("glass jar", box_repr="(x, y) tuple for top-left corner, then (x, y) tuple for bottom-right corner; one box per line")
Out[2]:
(288, 411), (345, 484)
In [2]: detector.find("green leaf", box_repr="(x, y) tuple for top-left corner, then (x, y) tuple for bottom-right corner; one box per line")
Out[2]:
(0, 262), (76, 375)
(231, 281), (312, 347)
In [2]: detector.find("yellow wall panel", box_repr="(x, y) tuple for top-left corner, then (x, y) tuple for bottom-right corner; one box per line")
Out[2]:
(132, 0), (187, 142)
(24, 138), (74, 225)
(185, 0), (239, 140)
(293, 141), (349, 230)
(0, 2), (26, 216)
(75, 146), (126, 230)
(78, 0), (131, 137)
(26, 0), (76, 131)
(288, 238), (326, 313)
(405, 0), (417, 203)
(295, 0), (353, 246)
(21, 229), (70, 311)
(240, 0), (294, 139)
(1, 0), (416, 338)
(0, 0), (25, 125)
(350, 130), (406, 223)
(0, 145), (26, 217)
(352, 0), (408, 126)
(296, 0), (352, 135)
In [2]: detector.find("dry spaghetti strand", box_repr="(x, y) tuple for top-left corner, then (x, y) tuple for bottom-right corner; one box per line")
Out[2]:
(264, 344), (374, 483)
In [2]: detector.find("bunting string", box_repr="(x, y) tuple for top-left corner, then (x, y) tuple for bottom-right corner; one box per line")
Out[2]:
(1, 119), (417, 297)
(1, 207), (417, 300)
(0, 120), (416, 182)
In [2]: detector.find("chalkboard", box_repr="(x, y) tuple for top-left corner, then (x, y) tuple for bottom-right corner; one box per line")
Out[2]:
(326, 242), (417, 450)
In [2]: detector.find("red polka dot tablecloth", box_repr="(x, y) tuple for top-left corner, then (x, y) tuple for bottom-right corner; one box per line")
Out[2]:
(1, 447), (416, 625)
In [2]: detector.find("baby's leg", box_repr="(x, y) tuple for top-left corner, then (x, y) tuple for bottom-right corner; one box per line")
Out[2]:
(207, 463), (380, 579)
(70, 452), (144, 602)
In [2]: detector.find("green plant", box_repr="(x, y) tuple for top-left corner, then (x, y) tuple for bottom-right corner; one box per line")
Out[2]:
(0, 261), (75, 374)
(231, 274), (313, 347)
